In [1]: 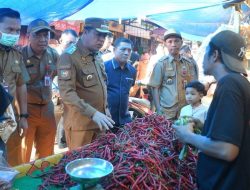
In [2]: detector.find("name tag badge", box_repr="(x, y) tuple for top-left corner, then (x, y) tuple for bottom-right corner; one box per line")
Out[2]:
(125, 77), (133, 82)
(166, 78), (173, 85)
(44, 75), (51, 87)
(166, 67), (173, 71)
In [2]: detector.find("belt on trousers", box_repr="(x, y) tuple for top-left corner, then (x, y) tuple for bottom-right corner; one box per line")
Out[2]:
(28, 102), (49, 105)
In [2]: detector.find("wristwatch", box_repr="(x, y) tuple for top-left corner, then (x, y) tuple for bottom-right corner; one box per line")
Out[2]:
(20, 113), (29, 118)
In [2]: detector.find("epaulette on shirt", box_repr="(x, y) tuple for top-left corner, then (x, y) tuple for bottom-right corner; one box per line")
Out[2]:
(64, 44), (77, 54)
(181, 56), (192, 63)
(13, 45), (23, 54)
(181, 56), (197, 67)
(158, 55), (169, 62)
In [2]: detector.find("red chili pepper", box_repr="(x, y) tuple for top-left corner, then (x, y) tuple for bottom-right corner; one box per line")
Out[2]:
(40, 114), (197, 189)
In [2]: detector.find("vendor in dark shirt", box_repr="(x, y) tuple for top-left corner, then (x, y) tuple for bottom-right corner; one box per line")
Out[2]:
(105, 37), (136, 130)
(173, 30), (250, 190)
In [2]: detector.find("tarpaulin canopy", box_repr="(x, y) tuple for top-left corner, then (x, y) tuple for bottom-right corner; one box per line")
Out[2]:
(0, 0), (93, 25)
(64, 0), (236, 40)
(65, 0), (233, 20)
(147, 4), (234, 41)
(0, 0), (241, 40)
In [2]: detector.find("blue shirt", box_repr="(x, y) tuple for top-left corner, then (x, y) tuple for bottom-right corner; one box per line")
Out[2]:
(105, 58), (136, 126)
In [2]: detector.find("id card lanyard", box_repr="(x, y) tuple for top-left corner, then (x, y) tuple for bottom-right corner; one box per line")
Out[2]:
(44, 64), (52, 87)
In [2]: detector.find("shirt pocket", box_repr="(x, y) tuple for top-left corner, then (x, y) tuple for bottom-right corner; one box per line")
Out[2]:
(123, 77), (134, 93)
(188, 63), (196, 77)
(27, 66), (39, 83)
(163, 70), (176, 85)
(11, 64), (21, 73)
(48, 64), (57, 74)
(82, 69), (98, 87)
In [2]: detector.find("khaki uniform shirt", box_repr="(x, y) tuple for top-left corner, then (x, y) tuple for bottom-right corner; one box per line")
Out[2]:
(22, 46), (58, 105)
(0, 46), (30, 98)
(148, 54), (198, 119)
(58, 40), (109, 130)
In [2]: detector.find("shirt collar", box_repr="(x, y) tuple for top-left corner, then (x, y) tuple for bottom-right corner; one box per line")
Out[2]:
(112, 58), (129, 70)
(0, 44), (12, 52)
(27, 45), (48, 59)
(77, 39), (97, 58)
(168, 54), (184, 63)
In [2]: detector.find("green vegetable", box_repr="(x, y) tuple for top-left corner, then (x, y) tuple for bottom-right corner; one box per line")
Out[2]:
(174, 116), (189, 126)
(174, 116), (201, 160)
(179, 144), (188, 160)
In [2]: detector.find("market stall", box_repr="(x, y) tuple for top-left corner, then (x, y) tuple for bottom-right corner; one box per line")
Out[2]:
(12, 115), (198, 190)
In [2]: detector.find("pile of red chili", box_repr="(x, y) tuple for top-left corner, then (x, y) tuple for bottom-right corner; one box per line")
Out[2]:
(39, 114), (197, 190)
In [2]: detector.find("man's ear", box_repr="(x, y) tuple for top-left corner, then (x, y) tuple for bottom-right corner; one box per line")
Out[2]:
(27, 33), (31, 41)
(213, 49), (220, 62)
(83, 29), (90, 35)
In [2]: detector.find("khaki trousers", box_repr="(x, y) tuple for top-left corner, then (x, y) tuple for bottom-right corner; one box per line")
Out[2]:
(22, 102), (56, 163)
(65, 128), (102, 150)
(161, 106), (179, 120)
(6, 129), (22, 166)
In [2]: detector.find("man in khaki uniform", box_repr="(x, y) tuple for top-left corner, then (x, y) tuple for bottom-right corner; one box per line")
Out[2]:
(149, 29), (198, 120)
(53, 29), (78, 149)
(0, 8), (30, 166)
(58, 18), (114, 150)
(21, 19), (58, 162)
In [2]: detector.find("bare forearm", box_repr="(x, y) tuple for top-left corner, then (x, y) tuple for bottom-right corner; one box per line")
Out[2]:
(186, 133), (239, 161)
(16, 84), (27, 114)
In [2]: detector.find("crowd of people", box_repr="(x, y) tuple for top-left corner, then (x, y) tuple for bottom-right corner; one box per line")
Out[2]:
(0, 7), (249, 190)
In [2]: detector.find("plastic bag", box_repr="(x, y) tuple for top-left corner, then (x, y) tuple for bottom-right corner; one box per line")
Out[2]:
(0, 151), (19, 190)
(0, 104), (17, 143)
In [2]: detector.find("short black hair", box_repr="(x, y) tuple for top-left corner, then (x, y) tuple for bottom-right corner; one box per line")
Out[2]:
(62, 29), (78, 38)
(107, 32), (114, 38)
(185, 80), (207, 96)
(83, 26), (94, 32)
(0, 8), (20, 23)
(208, 41), (223, 61)
(113, 37), (133, 48)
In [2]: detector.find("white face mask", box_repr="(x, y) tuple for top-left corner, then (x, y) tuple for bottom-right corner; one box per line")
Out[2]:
(0, 32), (20, 47)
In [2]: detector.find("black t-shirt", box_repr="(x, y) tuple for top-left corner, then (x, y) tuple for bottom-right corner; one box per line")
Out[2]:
(197, 73), (250, 190)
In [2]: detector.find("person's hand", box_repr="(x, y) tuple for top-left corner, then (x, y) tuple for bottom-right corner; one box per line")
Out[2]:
(92, 111), (115, 131)
(172, 122), (194, 143)
(18, 118), (28, 138)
